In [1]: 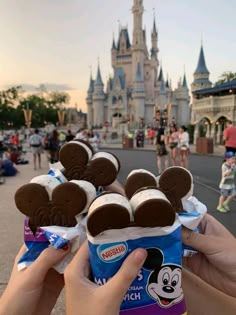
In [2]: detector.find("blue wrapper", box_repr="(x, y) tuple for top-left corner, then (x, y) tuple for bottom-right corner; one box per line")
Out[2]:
(88, 221), (187, 315)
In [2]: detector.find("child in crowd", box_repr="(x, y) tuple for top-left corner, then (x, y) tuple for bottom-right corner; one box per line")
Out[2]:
(217, 151), (236, 213)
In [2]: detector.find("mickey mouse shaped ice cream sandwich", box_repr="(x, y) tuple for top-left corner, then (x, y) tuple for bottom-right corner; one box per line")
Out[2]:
(15, 175), (97, 235)
(59, 140), (120, 187)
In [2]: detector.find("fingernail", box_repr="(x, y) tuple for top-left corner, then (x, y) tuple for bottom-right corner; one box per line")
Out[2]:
(133, 249), (147, 263)
(62, 244), (69, 251)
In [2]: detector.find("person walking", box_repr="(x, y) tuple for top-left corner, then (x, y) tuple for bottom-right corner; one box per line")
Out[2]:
(217, 151), (236, 213)
(223, 120), (236, 154)
(66, 130), (75, 142)
(178, 125), (189, 169)
(155, 126), (168, 174)
(167, 124), (179, 166)
(48, 129), (59, 164)
(29, 129), (43, 170)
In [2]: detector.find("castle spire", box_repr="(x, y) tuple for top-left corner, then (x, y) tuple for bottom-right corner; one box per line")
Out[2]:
(132, 0), (144, 48)
(95, 63), (103, 86)
(194, 44), (209, 74)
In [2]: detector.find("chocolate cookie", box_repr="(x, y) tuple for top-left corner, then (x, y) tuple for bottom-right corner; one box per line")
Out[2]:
(83, 152), (120, 187)
(159, 167), (193, 213)
(131, 187), (176, 227)
(15, 182), (89, 235)
(125, 169), (157, 199)
(87, 192), (131, 237)
(59, 140), (93, 181)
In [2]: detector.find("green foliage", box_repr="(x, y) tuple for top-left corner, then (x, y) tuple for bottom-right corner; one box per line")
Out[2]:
(0, 86), (69, 129)
(187, 124), (195, 144)
(215, 71), (236, 86)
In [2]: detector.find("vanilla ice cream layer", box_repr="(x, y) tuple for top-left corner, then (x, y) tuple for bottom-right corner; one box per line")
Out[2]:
(130, 189), (170, 212)
(69, 141), (93, 160)
(89, 193), (132, 219)
(30, 175), (61, 200)
(91, 152), (119, 171)
(70, 180), (96, 213)
(127, 169), (157, 181)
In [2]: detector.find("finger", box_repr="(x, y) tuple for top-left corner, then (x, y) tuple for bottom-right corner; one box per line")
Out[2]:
(14, 244), (27, 264)
(199, 214), (234, 239)
(105, 248), (147, 302)
(28, 245), (70, 280)
(65, 241), (91, 285)
(182, 227), (227, 255)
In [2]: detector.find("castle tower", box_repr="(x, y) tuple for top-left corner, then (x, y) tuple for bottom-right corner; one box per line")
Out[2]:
(133, 62), (145, 121)
(174, 71), (190, 126)
(132, 0), (146, 81)
(191, 44), (212, 92)
(86, 73), (94, 128)
(92, 64), (105, 127)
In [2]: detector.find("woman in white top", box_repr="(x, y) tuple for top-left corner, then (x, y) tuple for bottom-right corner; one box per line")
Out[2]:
(178, 125), (189, 169)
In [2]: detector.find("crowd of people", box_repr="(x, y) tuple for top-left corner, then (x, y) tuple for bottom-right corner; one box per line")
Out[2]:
(154, 124), (190, 174)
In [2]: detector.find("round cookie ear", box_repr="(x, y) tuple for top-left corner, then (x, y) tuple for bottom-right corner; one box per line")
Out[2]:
(87, 192), (131, 237)
(52, 182), (87, 217)
(83, 152), (120, 187)
(15, 183), (49, 217)
(125, 169), (157, 199)
(159, 167), (193, 213)
(59, 141), (93, 181)
(131, 187), (176, 227)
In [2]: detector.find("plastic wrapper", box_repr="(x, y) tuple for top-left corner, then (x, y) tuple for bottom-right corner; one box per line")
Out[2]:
(17, 217), (87, 274)
(88, 219), (187, 315)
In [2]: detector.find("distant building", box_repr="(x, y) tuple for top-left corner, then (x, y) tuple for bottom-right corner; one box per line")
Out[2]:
(191, 45), (236, 144)
(86, 0), (190, 130)
(66, 107), (87, 127)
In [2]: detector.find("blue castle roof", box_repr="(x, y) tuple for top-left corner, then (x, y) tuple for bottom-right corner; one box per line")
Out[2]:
(194, 45), (209, 74)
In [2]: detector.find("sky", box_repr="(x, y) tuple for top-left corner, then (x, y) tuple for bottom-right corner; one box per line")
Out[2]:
(0, 0), (235, 112)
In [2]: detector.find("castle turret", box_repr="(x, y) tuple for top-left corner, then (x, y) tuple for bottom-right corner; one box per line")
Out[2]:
(151, 17), (158, 60)
(174, 71), (190, 126)
(191, 44), (212, 91)
(86, 73), (94, 128)
(133, 62), (145, 121)
(111, 36), (117, 68)
(132, 0), (145, 81)
(93, 64), (105, 127)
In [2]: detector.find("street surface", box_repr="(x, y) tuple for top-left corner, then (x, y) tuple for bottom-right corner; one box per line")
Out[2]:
(0, 147), (235, 314)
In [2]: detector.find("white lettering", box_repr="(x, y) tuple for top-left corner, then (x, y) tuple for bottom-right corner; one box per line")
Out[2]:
(123, 293), (141, 301)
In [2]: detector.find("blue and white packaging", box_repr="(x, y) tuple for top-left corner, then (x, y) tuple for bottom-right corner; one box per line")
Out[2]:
(18, 217), (87, 273)
(88, 220), (187, 315)
(181, 196), (207, 257)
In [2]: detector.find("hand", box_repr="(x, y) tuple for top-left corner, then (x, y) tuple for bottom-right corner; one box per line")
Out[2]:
(0, 244), (69, 315)
(65, 242), (147, 315)
(182, 214), (236, 297)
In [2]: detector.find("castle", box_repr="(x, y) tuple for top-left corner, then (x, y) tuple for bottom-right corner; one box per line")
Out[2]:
(86, 0), (190, 129)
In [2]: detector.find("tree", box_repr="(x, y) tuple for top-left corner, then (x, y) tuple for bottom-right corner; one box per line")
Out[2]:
(215, 71), (236, 86)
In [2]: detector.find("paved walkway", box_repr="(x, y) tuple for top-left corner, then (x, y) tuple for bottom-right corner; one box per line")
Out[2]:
(100, 141), (225, 157)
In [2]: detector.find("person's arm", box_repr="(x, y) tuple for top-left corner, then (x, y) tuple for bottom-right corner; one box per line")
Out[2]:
(223, 128), (228, 141)
(183, 269), (236, 315)
(0, 245), (69, 315)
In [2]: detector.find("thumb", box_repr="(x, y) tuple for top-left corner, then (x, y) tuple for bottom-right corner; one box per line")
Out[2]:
(182, 227), (222, 255)
(29, 245), (70, 279)
(106, 248), (147, 303)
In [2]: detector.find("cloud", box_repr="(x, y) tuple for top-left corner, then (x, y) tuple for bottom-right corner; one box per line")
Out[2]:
(2, 83), (75, 92)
